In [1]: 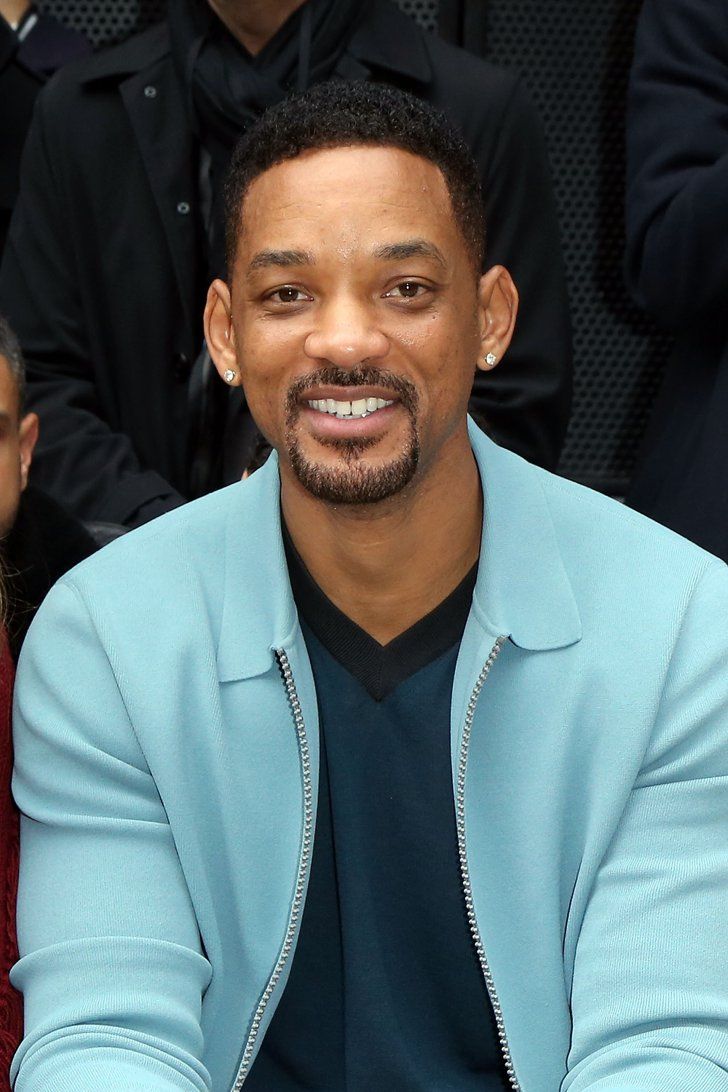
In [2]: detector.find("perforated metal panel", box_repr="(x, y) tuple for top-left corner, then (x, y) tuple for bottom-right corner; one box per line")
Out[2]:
(394, 0), (439, 35)
(36, 0), (166, 46)
(476, 0), (669, 492)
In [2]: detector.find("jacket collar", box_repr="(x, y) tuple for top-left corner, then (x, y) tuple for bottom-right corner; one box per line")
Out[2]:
(78, 22), (170, 84)
(467, 419), (582, 651)
(217, 422), (582, 682)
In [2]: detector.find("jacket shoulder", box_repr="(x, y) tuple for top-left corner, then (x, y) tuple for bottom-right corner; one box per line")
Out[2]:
(416, 31), (540, 154)
(39, 21), (170, 106)
(423, 31), (519, 102)
(63, 483), (242, 605)
(539, 463), (724, 588)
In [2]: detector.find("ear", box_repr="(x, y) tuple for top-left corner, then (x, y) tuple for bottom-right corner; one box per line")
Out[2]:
(475, 265), (519, 373)
(18, 412), (39, 491)
(204, 279), (240, 384)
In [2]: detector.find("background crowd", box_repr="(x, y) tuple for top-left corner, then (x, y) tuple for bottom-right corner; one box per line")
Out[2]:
(0, 0), (724, 1080)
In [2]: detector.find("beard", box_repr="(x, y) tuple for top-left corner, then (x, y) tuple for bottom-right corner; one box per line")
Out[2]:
(284, 366), (420, 505)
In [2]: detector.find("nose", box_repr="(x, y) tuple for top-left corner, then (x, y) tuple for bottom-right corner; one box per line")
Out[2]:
(304, 295), (389, 368)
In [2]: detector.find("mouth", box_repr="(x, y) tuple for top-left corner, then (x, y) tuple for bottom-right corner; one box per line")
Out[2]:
(304, 395), (395, 420)
(295, 386), (403, 440)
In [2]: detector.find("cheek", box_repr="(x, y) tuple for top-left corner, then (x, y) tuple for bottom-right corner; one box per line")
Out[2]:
(0, 453), (22, 536)
(237, 321), (301, 433)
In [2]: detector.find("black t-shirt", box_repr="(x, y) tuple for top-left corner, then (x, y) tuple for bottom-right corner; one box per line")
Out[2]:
(246, 531), (509, 1089)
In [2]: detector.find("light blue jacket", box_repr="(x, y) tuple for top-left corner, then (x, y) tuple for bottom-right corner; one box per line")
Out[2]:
(11, 422), (728, 1091)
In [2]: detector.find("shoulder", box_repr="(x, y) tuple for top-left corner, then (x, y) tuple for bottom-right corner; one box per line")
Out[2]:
(37, 22), (171, 111)
(355, 2), (524, 146)
(537, 462), (726, 602)
(418, 35), (544, 164)
(422, 31), (518, 103)
(64, 482), (243, 600)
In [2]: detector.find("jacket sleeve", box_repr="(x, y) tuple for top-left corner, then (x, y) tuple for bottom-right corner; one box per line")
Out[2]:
(0, 92), (186, 528)
(10, 579), (212, 1091)
(470, 78), (572, 471)
(562, 559), (728, 1089)
(625, 0), (728, 329)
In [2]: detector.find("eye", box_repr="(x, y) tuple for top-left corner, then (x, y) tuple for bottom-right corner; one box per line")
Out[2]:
(266, 286), (310, 304)
(384, 281), (429, 300)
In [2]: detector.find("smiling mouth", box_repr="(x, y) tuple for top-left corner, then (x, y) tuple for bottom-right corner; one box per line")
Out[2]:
(305, 396), (395, 420)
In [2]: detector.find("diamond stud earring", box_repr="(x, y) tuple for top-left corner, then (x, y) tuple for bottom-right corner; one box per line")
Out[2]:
(223, 369), (237, 384)
(484, 352), (497, 368)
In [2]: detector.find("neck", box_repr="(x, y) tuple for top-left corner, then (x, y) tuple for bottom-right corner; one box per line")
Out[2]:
(281, 427), (483, 645)
(207, 0), (307, 55)
(0, 0), (30, 28)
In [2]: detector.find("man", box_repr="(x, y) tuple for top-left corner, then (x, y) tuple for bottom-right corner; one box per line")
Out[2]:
(0, 316), (95, 657)
(0, 0), (571, 529)
(12, 84), (728, 1090)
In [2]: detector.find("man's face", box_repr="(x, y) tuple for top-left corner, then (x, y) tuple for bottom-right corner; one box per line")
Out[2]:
(0, 356), (37, 538)
(212, 146), (501, 505)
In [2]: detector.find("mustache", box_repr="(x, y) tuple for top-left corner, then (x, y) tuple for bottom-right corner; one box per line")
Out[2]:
(285, 366), (419, 417)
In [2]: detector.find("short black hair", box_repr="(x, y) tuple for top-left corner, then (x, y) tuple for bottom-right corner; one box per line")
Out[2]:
(224, 81), (485, 274)
(0, 314), (25, 412)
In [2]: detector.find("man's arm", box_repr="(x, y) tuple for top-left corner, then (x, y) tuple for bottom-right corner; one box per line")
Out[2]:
(470, 78), (572, 471)
(0, 93), (186, 527)
(562, 560), (728, 1088)
(11, 579), (212, 1090)
(626, 0), (728, 329)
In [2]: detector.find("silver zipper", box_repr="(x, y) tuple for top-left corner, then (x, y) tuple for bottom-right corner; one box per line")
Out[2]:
(455, 635), (521, 1091)
(230, 649), (314, 1090)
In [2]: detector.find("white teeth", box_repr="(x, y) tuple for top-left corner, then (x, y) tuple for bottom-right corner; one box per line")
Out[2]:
(307, 396), (395, 419)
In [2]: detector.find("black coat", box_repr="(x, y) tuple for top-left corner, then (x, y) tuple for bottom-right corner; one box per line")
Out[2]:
(0, 10), (90, 255)
(625, 0), (728, 559)
(0, 0), (572, 527)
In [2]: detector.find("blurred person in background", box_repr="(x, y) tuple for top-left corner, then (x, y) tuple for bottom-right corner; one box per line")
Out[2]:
(625, 0), (728, 560)
(0, 0), (571, 531)
(0, 0), (89, 256)
(0, 316), (95, 659)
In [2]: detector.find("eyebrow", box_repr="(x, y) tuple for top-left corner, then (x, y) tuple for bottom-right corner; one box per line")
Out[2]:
(247, 249), (315, 274)
(374, 239), (448, 268)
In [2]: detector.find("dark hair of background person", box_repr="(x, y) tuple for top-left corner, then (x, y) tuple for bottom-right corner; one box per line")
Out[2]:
(0, 313), (24, 412)
(224, 80), (485, 276)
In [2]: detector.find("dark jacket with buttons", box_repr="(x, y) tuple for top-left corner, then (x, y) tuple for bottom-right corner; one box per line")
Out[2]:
(0, 0), (572, 527)
(625, 0), (728, 560)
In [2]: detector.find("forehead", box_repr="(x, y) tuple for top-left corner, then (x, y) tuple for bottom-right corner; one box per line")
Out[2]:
(237, 145), (461, 266)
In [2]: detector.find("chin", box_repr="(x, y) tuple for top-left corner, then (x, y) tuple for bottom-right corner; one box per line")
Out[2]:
(288, 439), (420, 506)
